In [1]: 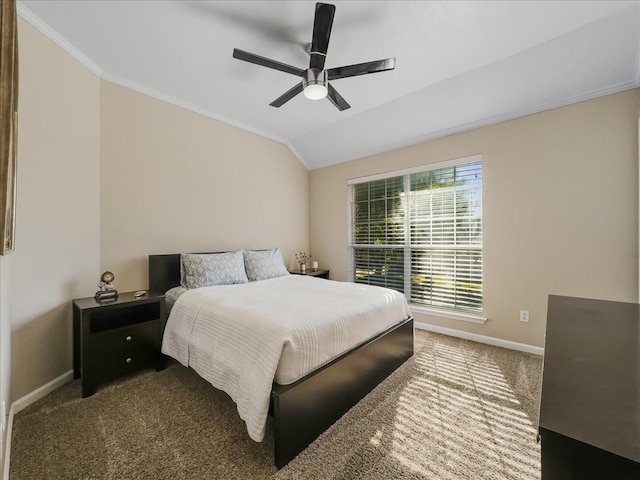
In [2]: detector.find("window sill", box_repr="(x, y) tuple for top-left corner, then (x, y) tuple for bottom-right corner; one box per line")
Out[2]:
(409, 304), (487, 325)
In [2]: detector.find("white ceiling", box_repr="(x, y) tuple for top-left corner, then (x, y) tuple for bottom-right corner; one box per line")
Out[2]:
(17, 0), (640, 170)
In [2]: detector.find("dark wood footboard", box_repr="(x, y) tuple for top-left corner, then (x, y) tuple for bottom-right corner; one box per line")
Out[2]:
(271, 316), (414, 468)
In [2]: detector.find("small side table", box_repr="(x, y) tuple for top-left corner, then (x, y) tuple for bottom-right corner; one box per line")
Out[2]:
(289, 269), (330, 279)
(72, 291), (166, 397)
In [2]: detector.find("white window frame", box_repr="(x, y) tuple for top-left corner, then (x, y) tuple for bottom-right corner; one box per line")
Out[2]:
(347, 154), (486, 324)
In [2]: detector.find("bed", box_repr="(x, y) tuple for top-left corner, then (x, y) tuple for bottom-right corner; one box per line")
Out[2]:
(149, 250), (414, 468)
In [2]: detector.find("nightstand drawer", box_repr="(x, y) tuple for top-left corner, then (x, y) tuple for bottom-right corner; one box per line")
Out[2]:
(89, 321), (160, 381)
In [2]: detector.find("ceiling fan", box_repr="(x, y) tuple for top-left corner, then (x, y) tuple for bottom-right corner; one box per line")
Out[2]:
(232, 2), (396, 111)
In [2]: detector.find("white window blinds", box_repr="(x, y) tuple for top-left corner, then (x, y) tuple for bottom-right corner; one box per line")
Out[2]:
(349, 157), (483, 314)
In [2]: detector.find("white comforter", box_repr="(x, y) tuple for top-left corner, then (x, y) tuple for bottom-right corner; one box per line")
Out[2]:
(161, 275), (411, 442)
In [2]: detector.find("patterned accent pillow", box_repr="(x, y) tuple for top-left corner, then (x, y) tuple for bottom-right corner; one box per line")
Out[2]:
(244, 248), (290, 282)
(181, 251), (248, 289)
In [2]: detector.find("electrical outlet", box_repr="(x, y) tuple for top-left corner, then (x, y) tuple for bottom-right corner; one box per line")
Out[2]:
(520, 310), (530, 322)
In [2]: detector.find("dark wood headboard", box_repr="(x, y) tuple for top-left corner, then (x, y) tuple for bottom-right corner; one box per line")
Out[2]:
(148, 254), (182, 294)
(149, 250), (265, 294)
(149, 250), (277, 294)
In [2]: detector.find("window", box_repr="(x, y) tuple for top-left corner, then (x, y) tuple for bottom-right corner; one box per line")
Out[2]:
(348, 156), (483, 315)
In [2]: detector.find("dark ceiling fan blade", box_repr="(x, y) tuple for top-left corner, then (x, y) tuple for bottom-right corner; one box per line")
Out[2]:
(233, 48), (304, 77)
(270, 82), (304, 107)
(326, 83), (350, 111)
(309, 3), (335, 70)
(327, 57), (396, 81)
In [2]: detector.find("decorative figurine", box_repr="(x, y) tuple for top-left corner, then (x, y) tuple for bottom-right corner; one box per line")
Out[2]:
(95, 271), (118, 301)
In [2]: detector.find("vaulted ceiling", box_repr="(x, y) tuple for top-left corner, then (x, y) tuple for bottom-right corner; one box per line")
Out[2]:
(18, 0), (640, 170)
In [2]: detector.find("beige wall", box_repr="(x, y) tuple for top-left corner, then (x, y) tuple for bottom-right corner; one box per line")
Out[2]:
(11, 19), (101, 401)
(99, 82), (309, 292)
(6, 18), (308, 410)
(310, 90), (639, 348)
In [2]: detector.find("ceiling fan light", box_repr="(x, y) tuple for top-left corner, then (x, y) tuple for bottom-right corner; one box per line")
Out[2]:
(302, 68), (328, 100)
(303, 83), (328, 100)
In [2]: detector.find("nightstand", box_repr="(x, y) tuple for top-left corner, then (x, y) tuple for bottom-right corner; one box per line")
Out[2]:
(289, 269), (330, 279)
(72, 291), (166, 397)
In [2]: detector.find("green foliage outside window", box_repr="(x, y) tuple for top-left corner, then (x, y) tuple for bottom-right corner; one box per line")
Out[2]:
(351, 161), (483, 314)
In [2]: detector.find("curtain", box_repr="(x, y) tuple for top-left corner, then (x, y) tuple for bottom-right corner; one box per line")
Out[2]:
(0, 0), (17, 254)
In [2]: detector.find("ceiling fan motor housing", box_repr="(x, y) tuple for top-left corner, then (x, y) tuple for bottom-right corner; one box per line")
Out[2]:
(303, 68), (328, 100)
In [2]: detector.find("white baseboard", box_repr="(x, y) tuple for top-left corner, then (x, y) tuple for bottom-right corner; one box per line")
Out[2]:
(414, 322), (544, 356)
(12, 370), (74, 415)
(3, 370), (74, 480)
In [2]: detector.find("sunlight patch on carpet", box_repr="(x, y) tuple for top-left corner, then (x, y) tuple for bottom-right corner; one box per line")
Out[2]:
(386, 339), (540, 479)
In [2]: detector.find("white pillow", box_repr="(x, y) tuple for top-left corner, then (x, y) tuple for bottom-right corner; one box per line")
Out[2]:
(244, 248), (290, 281)
(181, 251), (248, 289)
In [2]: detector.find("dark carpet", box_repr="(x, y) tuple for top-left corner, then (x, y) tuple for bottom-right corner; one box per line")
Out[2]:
(10, 330), (542, 479)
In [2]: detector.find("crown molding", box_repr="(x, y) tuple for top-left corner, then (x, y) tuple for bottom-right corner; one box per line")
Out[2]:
(282, 141), (310, 171)
(334, 80), (640, 170)
(100, 73), (309, 170)
(15, 1), (309, 171)
(16, 2), (103, 77)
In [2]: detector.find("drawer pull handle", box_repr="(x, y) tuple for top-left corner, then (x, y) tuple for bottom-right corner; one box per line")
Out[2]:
(126, 336), (132, 341)
(126, 357), (132, 364)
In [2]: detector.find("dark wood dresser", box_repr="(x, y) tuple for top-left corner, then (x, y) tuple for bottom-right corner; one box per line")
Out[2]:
(539, 295), (640, 479)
